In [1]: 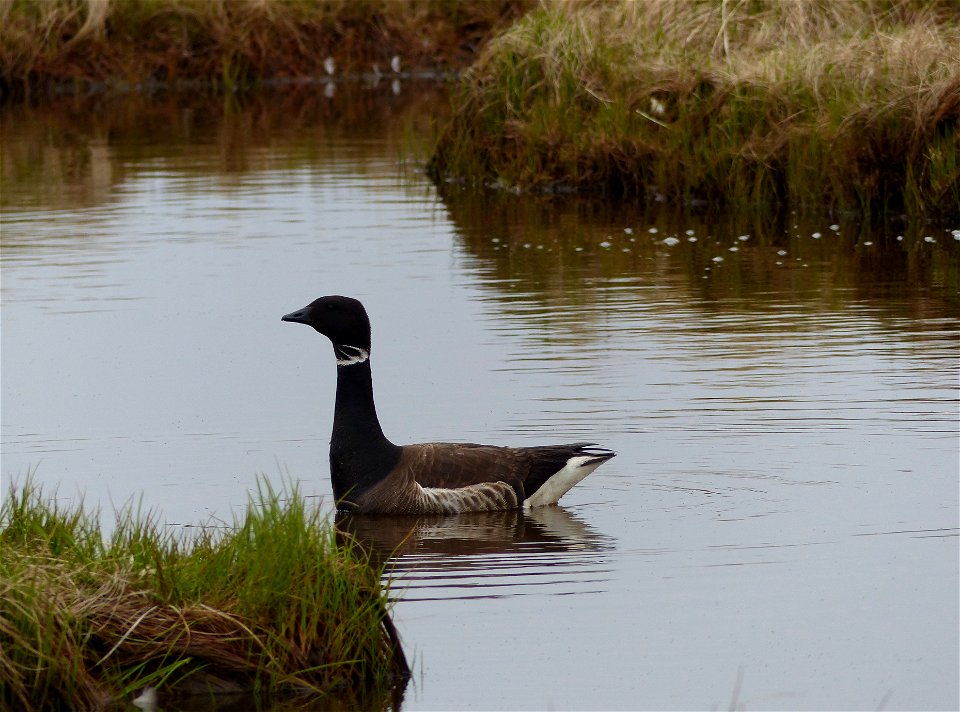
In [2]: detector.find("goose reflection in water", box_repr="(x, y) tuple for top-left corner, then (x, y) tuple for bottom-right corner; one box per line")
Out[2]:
(337, 507), (614, 601)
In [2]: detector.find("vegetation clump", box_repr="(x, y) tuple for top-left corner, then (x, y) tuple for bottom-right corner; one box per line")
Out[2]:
(429, 0), (960, 219)
(0, 478), (408, 711)
(0, 0), (533, 94)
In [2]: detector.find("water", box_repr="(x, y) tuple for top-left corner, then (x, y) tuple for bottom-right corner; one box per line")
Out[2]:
(2, 89), (958, 711)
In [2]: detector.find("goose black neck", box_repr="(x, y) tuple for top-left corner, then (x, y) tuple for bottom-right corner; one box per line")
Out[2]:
(329, 359), (402, 502)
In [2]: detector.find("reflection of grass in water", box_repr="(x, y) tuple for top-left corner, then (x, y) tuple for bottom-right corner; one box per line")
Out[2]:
(440, 190), (959, 321)
(0, 86), (447, 212)
(0, 476), (407, 710)
(430, 1), (960, 219)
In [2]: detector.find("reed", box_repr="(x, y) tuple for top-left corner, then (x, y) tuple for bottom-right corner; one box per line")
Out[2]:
(429, 0), (960, 219)
(0, 0), (532, 94)
(0, 477), (408, 711)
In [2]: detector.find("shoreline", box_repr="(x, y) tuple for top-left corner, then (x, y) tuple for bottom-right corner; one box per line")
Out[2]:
(3, 69), (459, 102)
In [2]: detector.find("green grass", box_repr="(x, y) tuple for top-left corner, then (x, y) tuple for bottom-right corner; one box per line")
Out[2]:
(428, 0), (960, 220)
(0, 476), (408, 710)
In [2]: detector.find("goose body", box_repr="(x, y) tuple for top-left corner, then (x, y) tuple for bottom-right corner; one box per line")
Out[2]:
(282, 296), (615, 514)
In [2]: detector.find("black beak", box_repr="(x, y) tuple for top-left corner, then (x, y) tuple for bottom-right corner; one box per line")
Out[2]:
(282, 307), (310, 324)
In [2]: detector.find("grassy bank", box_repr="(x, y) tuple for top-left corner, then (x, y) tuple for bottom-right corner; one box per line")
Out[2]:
(0, 0), (532, 94)
(0, 478), (408, 710)
(429, 0), (960, 219)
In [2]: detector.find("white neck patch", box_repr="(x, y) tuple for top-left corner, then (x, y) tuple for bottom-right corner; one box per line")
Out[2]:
(335, 344), (370, 367)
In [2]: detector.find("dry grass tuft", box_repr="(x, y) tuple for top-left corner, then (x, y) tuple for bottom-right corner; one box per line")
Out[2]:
(429, 0), (960, 219)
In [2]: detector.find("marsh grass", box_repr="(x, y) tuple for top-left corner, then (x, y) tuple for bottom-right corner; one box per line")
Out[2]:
(0, 0), (532, 94)
(0, 477), (408, 711)
(429, 0), (960, 219)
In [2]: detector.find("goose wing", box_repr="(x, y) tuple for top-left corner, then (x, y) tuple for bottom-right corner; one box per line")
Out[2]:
(404, 441), (614, 498)
(402, 442), (526, 490)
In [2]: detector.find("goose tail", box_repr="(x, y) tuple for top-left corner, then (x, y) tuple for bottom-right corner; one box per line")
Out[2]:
(523, 443), (615, 508)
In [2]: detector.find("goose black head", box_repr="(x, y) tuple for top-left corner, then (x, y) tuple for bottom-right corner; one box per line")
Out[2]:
(282, 296), (372, 363)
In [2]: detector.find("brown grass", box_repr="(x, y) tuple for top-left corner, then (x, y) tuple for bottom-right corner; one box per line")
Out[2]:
(0, 0), (534, 94)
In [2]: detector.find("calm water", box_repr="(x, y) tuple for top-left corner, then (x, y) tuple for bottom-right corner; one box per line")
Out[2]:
(2, 89), (958, 711)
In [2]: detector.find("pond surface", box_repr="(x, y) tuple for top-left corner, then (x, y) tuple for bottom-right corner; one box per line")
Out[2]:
(2, 88), (958, 711)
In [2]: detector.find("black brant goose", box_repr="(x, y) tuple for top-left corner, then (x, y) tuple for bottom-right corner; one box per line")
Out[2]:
(282, 296), (615, 514)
